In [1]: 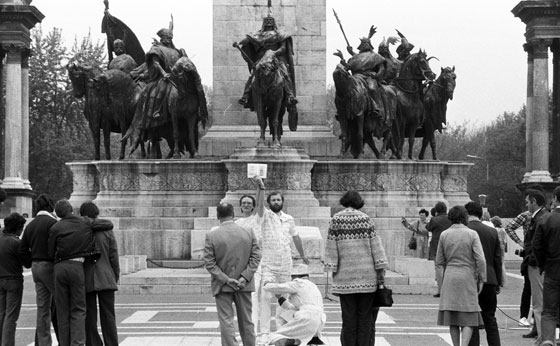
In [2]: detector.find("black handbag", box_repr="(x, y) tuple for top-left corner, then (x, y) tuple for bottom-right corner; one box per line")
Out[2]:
(408, 233), (417, 250)
(373, 284), (393, 307)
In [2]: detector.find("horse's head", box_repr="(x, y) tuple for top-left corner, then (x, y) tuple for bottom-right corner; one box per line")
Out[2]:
(438, 66), (456, 100)
(67, 61), (96, 98)
(404, 50), (435, 82)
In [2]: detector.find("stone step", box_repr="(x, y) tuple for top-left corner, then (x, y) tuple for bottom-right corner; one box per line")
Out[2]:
(207, 206), (332, 219)
(107, 217), (195, 230)
(100, 207), (209, 218)
(117, 268), (433, 295)
(193, 217), (331, 231)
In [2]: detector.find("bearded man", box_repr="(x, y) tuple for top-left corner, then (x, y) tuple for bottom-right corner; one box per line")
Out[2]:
(253, 191), (308, 344)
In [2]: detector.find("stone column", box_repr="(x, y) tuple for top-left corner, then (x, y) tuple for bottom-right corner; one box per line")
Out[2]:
(21, 49), (31, 189)
(523, 39), (553, 183)
(523, 43), (534, 178)
(1, 45), (25, 189)
(551, 40), (560, 179)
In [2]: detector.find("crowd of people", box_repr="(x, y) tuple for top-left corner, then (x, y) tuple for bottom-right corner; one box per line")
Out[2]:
(399, 185), (560, 346)
(0, 194), (119, 346)
(3, 183), (560, 346)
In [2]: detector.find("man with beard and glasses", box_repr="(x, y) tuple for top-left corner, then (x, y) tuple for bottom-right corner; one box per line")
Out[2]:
(255, 191), (308, 345)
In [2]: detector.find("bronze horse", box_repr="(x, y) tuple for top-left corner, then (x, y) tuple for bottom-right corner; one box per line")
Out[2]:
(332, 64), (397, 159)
(418, 66), (456, 160)
(393, 50), (436, 159)
(67, 61), (143, 160)
(125, 56), (208, 159)
(252, 50), (287, 149)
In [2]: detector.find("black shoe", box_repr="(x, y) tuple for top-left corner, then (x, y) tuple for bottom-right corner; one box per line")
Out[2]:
(433, 294), (440, 298)
(522, 330), (538, 338)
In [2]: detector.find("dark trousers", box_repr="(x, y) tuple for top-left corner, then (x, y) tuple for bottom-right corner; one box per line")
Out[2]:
(520, 274), (531, 318)
(370, 307), (380, 345)
(468, 284), (501, 346)
(86, 290), (118, 346)
(0, 277), (23, 346)
(54, 261), (86, 346)
(339, 293), (375, 346)
(32, 261), (59, 346)
(541, 272), (560, 345)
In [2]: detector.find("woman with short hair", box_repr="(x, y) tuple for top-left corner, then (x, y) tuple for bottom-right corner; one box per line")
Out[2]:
(436, 205), (487, 346)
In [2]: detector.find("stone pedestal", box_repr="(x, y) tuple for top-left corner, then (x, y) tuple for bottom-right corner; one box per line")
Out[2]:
(221, 147), (323, 215)
(202, 0), (339, 158)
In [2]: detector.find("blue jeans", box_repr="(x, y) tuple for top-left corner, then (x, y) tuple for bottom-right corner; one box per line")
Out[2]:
(541, 272), (560, 345)
(32, 261), (58, 346)
(54, 261), (86, 346)
(0, 277), (23, 346)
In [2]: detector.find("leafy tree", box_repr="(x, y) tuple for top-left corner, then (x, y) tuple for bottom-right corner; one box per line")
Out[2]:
(28, 27), (105, 201)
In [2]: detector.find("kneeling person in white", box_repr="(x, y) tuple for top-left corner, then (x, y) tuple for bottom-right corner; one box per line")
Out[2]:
(263, 273), (325, 346)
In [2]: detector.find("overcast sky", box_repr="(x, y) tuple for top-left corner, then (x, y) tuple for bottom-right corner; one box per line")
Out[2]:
(36, 0), (527, 127)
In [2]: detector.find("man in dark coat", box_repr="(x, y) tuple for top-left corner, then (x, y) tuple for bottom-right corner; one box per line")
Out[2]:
(532, 187), (560, 346)
(465, 201), (502, 346)
(203, 202), (261, 346)
(19, 194), (59, 346)
(0, 213), (30, 346)
(48, 200), (113, 346)
(426, 201), (451, 297)
(81, 202), (120, 346)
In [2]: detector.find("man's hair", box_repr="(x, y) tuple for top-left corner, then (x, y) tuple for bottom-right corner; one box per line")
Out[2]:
(464, 201), (483, 218)
(430, 208), (436, 217)
(340, 190), (365, 210)
(434, 201), (447, 214)
(35, 194), (55, 212)
(526, 189), (546, 207)
(79, 201), (99, 219)
(217, 202), (234, 219)
(54, 199), (73, 218)
(3, 213), (26, 233)
(239, 195), (256, 207)
(490, 216), (502, 228)
(448, 206), (468, 225)
(266, 191), (284, 204)
(553, 186), (560, 204)
(419, 209), (429, 216)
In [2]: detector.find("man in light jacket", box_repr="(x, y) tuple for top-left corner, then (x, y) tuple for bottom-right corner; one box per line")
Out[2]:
(203, 202), (261, 346)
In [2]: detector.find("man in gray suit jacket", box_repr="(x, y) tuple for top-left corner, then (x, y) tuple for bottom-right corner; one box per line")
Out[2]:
(204, 202), (261, 346)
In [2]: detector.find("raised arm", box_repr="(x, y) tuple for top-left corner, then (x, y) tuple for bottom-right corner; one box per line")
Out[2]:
(253, 176), (265, 218)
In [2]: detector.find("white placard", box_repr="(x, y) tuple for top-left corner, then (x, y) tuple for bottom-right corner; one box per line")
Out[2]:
(247, 163), (267, 179)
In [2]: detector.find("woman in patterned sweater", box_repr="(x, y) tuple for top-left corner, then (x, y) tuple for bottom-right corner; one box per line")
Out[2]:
(324, 190), (388, 346)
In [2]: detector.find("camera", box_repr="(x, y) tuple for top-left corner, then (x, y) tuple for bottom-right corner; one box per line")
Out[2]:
(515, 249), (525, 257)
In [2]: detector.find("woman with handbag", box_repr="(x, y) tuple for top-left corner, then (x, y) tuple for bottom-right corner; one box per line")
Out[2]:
(436, 205), (487, 346)
(324, 190), (388, 346)
(401, 209), (429, 258)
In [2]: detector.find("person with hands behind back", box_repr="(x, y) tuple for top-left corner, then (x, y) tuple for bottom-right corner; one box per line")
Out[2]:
(203, 202), (261, 346)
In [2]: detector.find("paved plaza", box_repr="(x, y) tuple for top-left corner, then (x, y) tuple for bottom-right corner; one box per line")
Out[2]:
(15, 269), (538, 346)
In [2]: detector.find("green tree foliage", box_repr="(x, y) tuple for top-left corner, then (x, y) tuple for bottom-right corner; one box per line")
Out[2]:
(28, 27), (105, 201)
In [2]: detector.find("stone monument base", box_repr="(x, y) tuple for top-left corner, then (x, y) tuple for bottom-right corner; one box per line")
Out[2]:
(67, 157), (472, 261)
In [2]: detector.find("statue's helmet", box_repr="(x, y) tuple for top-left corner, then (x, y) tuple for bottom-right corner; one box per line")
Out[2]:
(157, 28), (173, 39)
(357, 37), (374, 52)
(396, 37), (414, 57)
(113, 39), (124, 47)
(262, 15), (277, 30)
(378, 37), (390, 56)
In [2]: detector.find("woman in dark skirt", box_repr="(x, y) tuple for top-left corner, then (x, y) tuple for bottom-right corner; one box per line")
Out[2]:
(436, 205), (487, 346)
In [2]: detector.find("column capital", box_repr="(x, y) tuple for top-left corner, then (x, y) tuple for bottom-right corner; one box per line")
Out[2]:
(0, 43), (26, 63)
(527, 39), (552, 59)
